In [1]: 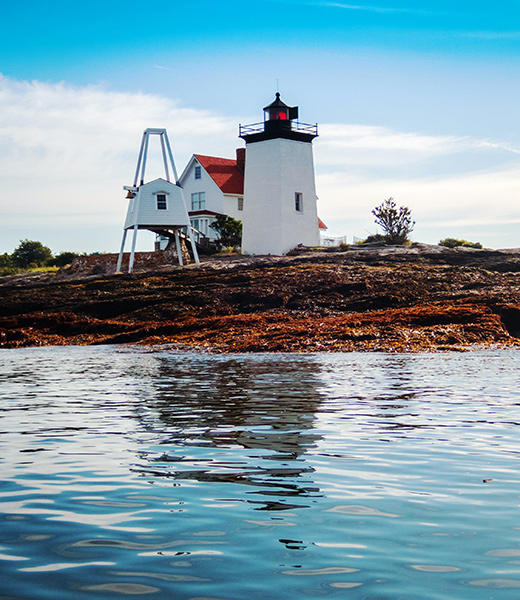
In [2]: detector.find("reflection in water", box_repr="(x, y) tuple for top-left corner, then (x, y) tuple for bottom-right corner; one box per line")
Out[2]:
(132, 356), (325, 509)
(2, 347), (520, 600)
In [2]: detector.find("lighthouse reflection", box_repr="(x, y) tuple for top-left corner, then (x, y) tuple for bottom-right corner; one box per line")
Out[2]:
(134, 354), (325, 510)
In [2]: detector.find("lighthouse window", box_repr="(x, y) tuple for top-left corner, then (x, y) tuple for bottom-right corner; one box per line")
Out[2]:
(270, 109), (287, 120)
(156, 194), (167, 210)
(295, 192), (303, 212)
(195, 165), (201, 179)
(191, 192), (206, 210)
(238, 197), (244, 211)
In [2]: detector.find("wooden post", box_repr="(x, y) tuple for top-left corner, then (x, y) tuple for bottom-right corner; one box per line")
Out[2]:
(163, 133), (179, 182)
(160, 133), (171, 182)
(116, 229), (128, 272)
(187, 226), (200, 265)
(128, 225), (138, 273)
(140, 133), (150, 186)
(174, 230), (183, 267)
(133, 131), (146, 187)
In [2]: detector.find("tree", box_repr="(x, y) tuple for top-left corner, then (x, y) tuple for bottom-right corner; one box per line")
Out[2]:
(11, 239), (52, 268)
(372, 198), (415, 245)
(209, 216), (242, 248)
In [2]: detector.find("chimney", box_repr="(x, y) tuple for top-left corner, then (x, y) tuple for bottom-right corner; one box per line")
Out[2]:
(236, 147), (245, 173)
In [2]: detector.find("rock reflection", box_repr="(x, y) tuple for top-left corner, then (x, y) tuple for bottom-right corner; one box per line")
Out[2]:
(132, 355), (325, 509)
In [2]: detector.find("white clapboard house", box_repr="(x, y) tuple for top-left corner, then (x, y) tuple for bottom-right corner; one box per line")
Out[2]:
(172, 151), (245, 246)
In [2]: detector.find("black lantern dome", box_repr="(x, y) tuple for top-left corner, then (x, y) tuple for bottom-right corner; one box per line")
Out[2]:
(239, 93), (318, 143)
(263, 92), (298, 122)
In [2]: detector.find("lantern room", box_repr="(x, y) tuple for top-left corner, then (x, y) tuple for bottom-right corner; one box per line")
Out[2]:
(240, 92), (317, 143)
(263, 92), (299, 122)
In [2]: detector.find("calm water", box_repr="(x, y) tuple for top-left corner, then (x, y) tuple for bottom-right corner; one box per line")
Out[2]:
(1, 347), (520, 600)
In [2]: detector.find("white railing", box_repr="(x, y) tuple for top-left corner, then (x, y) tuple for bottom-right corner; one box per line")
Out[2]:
(239, 121), (318, 137)
(320, 235), (347, 247)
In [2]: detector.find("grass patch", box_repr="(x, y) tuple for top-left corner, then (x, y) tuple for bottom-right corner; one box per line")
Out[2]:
(0, 265), (60, 277)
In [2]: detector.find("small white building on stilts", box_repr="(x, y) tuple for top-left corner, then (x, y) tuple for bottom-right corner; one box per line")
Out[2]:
(117, 128), (199, 273)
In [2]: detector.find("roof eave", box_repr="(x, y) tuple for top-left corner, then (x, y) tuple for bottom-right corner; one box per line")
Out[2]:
(178, 155), (200, 187)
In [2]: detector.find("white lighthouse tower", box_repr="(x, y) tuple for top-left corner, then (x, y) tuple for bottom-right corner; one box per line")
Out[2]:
(239, 93), (320, 255)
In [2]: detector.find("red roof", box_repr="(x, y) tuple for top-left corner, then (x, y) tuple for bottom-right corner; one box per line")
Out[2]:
(318, 217), (328, 230)
(194, 154), (244, 195)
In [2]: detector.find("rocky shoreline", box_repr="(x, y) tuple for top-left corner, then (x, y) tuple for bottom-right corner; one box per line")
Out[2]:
(1, 244), (520, 352)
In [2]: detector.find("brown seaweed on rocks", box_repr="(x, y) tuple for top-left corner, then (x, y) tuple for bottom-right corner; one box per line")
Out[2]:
(1, 245), (520, 352)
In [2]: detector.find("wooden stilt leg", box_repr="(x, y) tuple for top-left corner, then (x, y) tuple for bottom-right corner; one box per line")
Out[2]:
(175, 230), (183, 267)
(116, 229), (128, 272)
(128, 225), (138, 273)
(187, 226), (200, 265)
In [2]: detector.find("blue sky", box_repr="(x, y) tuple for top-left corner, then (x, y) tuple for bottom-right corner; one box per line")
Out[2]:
(2, 0), (520, 252)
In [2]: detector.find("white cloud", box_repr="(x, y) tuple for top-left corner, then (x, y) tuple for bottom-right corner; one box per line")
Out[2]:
(318, 2), (430, 15)
(316, 161), (520, 246)
(460, 30), (520, 40)
(317, 123), (520, 169)
(321, 124), (461, 152)
(475, 140), (520, 155)
(0, 74), (519, 252)
(274, 0), (431, 15)
(317, 124), (469, 168)
(0, 75), (240, 252)
(315, 123), (520, 247)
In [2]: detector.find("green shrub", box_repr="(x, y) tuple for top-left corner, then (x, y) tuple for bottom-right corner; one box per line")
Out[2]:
(439, 238), (483, 249)
(0, 253), (17, 276)
(1, 242), (86, 276)
(355, 233), (387, 245)
(218, 246), (240, 255)
(47, 251), (82, 267)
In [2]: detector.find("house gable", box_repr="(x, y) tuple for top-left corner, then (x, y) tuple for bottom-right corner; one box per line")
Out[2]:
(179, 154), (244, 195)
(124, 178), (190, 230)
(179, 153), (245, 220)
(194, 154), (244, 195)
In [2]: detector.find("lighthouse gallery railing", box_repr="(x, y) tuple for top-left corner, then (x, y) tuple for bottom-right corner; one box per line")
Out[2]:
(239, 121), (318, 137)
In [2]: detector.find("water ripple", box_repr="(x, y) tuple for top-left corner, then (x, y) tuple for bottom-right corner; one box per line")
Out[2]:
(1, 347), (520, 599)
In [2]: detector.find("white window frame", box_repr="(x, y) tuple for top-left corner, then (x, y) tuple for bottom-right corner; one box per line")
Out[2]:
(191, 191), (206, 210)
(156, 193), (167, 210)
(195, 165), (201, 180)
